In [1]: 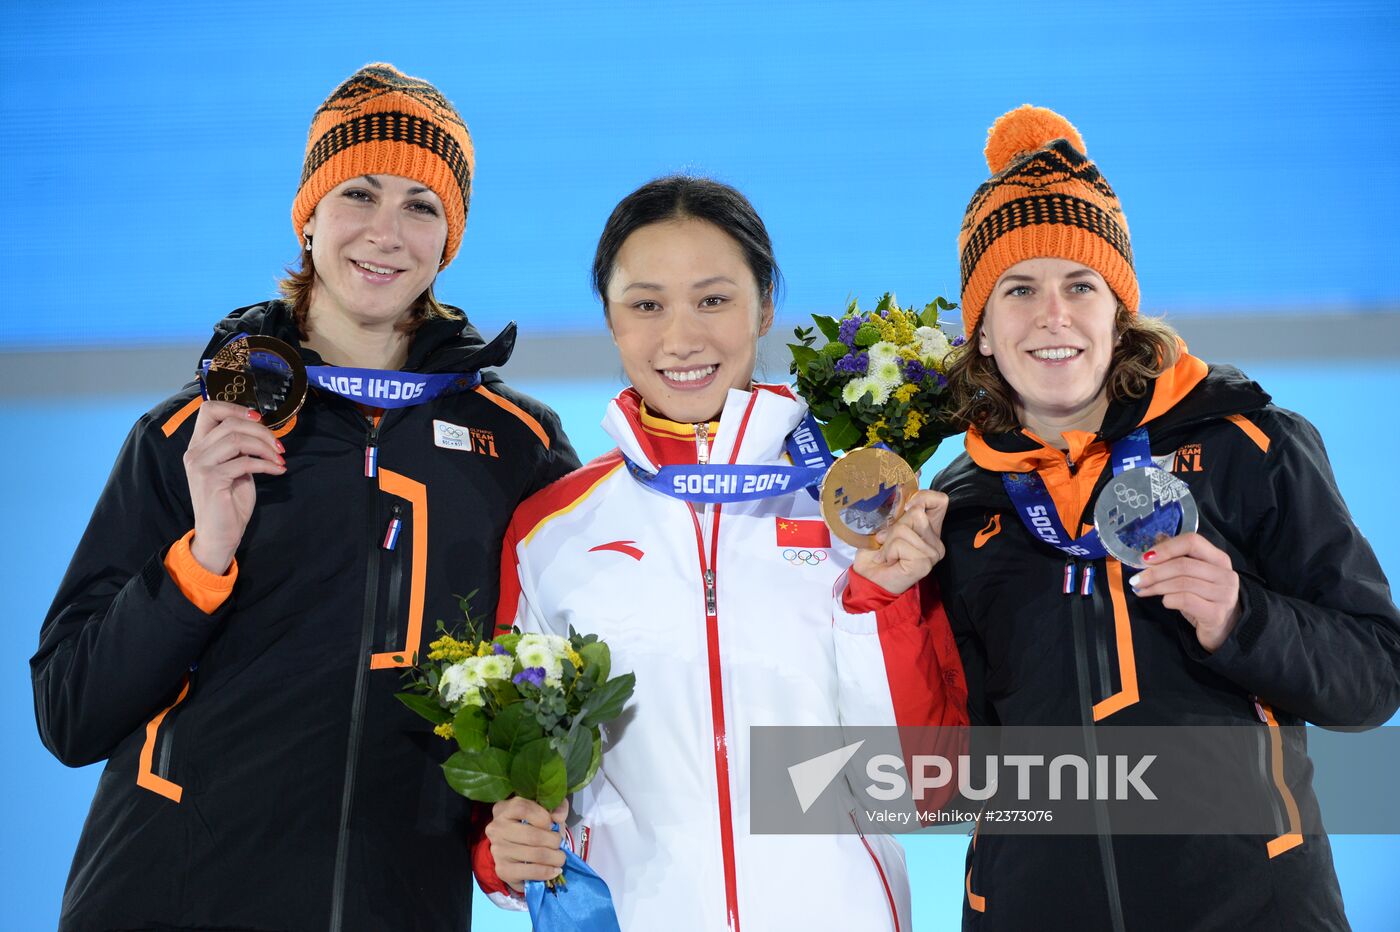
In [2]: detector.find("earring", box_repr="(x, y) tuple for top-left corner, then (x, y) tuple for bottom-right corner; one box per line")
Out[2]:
(303, 234), (313, 252)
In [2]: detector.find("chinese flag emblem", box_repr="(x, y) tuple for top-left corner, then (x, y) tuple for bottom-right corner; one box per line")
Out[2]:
(775, 518), (831, 548)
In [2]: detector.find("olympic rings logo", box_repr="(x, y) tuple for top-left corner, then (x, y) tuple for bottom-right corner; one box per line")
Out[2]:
(1113, 481), (1150, 510)
(782, 548), (828, 566)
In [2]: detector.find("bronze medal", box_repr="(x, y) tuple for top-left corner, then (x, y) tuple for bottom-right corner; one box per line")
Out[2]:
(201, 335), (307, 431)
(819, 446), (919, 549)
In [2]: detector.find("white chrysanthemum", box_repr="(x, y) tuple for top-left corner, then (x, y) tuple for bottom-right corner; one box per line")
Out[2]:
(516, 633), (556, 670)
(867, 341), (898, 363)
(842, 378), (874, 405)
(871, 359), (903, 388)
(477, 654), (512, 682)
(517, 633), (565, 687)
(915, 326), (951, 365)
(845, 377), (892, 406)
(439, 657), (485, 706)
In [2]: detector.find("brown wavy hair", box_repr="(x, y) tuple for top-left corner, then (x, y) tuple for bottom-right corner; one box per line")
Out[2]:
(945, 304), (1182, 434)
(277, 251), (460, 339)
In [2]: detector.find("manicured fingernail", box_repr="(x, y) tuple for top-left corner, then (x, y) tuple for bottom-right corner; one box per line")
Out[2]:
(1129, 573), (1143, 589)
(275, 440), (285, 453)
(247, 410), (262, 421)
(1143, 550), (1157, 562)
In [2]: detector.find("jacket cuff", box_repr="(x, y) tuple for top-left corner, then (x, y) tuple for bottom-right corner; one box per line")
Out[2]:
(832, 569), (922, 634)
(163, 529), (238, 615)
(1194, 574), (1264, 671)
(842, 569), (902, 613)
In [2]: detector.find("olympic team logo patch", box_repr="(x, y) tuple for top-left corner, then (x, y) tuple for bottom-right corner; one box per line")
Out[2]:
(782, 547), (829, 567)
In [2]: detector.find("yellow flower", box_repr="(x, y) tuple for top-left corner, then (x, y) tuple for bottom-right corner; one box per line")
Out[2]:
(433, 721), (455, 740)
(427, 635), (474, 663)
(477, 641), (494, 657)
(566, 647), (584, 670)
(903, 410), (926, 440)
(867, 418), (888, 444)
(894, 383), (919, 403)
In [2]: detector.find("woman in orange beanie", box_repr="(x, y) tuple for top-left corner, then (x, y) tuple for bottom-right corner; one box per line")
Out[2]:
(932, 105), (1399, 930)
(31, 63), (578, 931)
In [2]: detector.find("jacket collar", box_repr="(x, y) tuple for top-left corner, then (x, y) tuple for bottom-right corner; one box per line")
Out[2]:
(964, 348), (1213, 473)
(603, 383), (804, 472)
(198, 300), (509, 375)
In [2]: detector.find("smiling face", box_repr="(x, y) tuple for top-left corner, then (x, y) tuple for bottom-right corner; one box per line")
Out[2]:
(302, 174), (448, 329)
(979, 256), (1119, 441)
(605, 218), (774, 423)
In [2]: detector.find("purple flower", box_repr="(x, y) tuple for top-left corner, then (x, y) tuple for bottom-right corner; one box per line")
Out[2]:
(951, 335), (966, 348)
(837, 316), (861, 347)
(835, 351), (869, 374)
(899, 358), (928, 383)
(513, 667), (546, 688)
(492, 643), (508, 655)
(935, 373), (948, 387)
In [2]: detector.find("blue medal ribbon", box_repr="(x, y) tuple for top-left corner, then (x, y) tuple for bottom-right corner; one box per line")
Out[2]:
(525, 833), (622, 932)
(1000, 428), (1152, 560)
(625, 412), (835, 504)
(200, 336), (482, 409)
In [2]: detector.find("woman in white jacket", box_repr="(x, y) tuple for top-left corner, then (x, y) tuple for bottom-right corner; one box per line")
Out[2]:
(474, 176), (967, 931)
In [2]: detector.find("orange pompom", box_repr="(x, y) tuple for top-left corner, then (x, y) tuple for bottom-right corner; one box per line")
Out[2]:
(983, 105), (1087, 173)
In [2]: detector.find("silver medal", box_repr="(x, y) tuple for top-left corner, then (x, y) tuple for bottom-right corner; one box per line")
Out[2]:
(1093, 466), (1198, 568)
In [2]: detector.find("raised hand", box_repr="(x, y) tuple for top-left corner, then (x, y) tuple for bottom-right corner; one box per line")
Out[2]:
(1129, 532), (1242, 653)
(852, 489), (949, 596)
(183, 401), (286, 573)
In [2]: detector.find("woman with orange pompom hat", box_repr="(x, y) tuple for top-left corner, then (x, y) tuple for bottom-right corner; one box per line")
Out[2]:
(31, 63), (579, 931)
(931, 105), (1400, 930)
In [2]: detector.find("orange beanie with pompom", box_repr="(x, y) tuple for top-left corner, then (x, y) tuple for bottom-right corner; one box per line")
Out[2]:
(957, 105), (1136, 338)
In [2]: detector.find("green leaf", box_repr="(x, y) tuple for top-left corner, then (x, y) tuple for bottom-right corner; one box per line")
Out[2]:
(579, 672), (636, 727)
(811, 314), (841, 341)
(788, 344), (819, 371)
(510, 738), (569, 811)
(489, 701), (545, 754)
(918, 304), (940, 328)
(569, 731), (603, 794)
(875, 292), (895, 312)
(396, 692), (451, 726)
(442, 748), (513, 802)
(559, 726), (595, 791)
(821, 413), (863, 453)
(453, 705), (489, 752)
(577, 641), (611, 684)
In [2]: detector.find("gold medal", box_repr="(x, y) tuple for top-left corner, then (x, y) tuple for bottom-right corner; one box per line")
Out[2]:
(819, 446), (919, 549)
(202, 335), (307, 431)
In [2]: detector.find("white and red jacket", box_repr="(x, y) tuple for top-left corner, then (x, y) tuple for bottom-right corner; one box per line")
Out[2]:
(474, 384), (967, 931)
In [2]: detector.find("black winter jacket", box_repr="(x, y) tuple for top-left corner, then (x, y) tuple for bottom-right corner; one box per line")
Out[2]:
(934, 354), (1400, 932)
(32, 301), (580, 932)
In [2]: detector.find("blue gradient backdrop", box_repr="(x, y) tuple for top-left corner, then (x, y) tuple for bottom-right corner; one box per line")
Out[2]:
(3, 2), (1397, 929)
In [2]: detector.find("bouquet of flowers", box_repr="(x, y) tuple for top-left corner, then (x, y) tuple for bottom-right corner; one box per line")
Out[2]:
(788, 293), (964, 471)
(396, 601), (635, 824)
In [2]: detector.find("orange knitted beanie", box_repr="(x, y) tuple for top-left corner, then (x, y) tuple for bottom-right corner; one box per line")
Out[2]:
(292, 63), (474, 269)
(958, 105), (1137, 337)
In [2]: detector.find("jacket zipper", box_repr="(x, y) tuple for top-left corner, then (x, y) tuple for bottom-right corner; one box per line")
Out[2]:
(688, 418), (739, 930)
(383, 504), (406, 651)
(330, 414), (385, 931)
(1068, 557), (1127, 932)
(1251, 697), (1288, 835)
